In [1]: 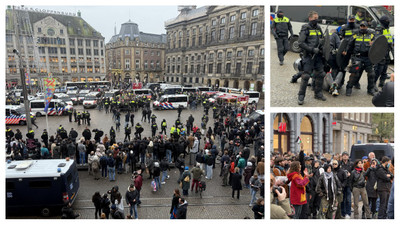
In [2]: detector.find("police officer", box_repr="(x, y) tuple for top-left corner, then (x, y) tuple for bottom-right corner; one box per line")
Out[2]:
(6, 127), (14, 141)
(124, 125), (131, 142)
(110, 126), (116, 143)
(355, 9), (365, 24)
(338, 15), (360, 89)
(374, 16), (393, 88)
(31, 115), (38, 128)
(271, 10), (293, 65)
(161, 119), (167, 135)
(151, 114), (157, 123)
(135, 123), (143, 139)
(342, 21), (376, 96)
(130, 113), (135, 127)
(77, 111), (81, 126)
(297, 11), (326, 105)
(41, 129), (49, 148)
(26, 129), (35, 139)
(151, 121), (158, 137)
(68, 108), (73, 122)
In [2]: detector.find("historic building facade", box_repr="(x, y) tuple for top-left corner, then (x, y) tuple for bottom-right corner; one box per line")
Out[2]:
(271, 113), (373, 155)
(105, 20), (166, 84)
(5, 7), (106, 86)
(164, 6), (264, 92)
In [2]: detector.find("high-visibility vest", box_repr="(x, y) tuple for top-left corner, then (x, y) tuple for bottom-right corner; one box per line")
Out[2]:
(383, 29), (393, 43)
(162, 122), (167, 127)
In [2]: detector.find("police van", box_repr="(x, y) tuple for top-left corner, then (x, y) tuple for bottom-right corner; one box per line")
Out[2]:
(350, 143), (394, 162)
(271, 5), (394, 53)
(5, 105), (35, 125)
(30, 99), (73, 117)
(153, 94), (188, 110)
(6, 159), (80, 216)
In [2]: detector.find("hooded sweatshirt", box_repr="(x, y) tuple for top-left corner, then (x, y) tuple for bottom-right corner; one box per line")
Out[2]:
(287, 171), (309, 205)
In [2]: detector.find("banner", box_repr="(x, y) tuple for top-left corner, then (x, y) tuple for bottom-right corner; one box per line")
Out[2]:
(25, 73), (30, 85)
(132, 82), (143, 89)
(43, 78), (56, 113)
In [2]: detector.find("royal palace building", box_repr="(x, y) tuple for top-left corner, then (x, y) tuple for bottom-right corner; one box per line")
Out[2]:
(164, 6), (264, 92)
(5, 6), (106, 86)
(105, 20), (166, 84)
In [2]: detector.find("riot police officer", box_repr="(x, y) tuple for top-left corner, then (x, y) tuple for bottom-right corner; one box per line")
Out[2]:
(297, 11), (326, 105)
(271, 10), (293, 65)
(374, 16), (393, 88)
(151, 121), (158, 137)
(161, 119), (167, 135)
(342, 21), (376, 96)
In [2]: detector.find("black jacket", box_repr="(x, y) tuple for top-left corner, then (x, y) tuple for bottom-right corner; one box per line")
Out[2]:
(231, 172), (242, 190)
(176, 201), (188, 219)
(364, 166), (378, 198)
(376, 165), (393, 192)
(349, 169), (366, 189)
(298, 23), (323, 55)
(125, 188), (139, 205)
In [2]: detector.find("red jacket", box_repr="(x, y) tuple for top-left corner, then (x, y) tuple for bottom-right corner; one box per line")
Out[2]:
(134, 175), (143, 191)
(287, 171), (309, 205)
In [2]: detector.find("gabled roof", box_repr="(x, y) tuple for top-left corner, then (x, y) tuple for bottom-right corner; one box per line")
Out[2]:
(6, 9), (103, 38)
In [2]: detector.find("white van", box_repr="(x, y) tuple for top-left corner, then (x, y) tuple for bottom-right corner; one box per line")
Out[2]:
(30, 99), (73, 117)
(244, 91), (261, 104)
(271, 5), (394, 53)
(153, 94), (188, 110)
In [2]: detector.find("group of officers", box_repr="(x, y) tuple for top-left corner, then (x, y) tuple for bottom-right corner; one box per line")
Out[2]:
(271, 9), (393, 105)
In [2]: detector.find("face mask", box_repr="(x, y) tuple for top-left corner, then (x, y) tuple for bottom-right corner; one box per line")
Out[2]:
(360, 29), (367, 34)
(278, 14), (284, 18)
(310, 19), (318, 27)
(349, 22), (355, 27)
(381, 20), (390, 28)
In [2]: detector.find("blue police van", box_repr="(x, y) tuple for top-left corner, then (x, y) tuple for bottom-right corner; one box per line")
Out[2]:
(6, 159), (80, 217)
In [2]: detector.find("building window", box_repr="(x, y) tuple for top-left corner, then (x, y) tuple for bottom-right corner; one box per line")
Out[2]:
(86, 49), (91, 55)
(144, 61), (148, 69)
(60, 48), (66, 54)
(77, 39), (83, 46)
(78, 48), (83, 55)
(195, 77), (199, 83)
(258, 61), (264, 74)
(248, 49), (254, 57)
(93, 40), (98, 47)
(227, 52), (232, 58)
(273, 114), (291, 154)
(208, 64), (213, 73)
(125, 50), (130, 55)
(217, 63), (222, 73)
(230, 15), (236, 22)
(94, 49), (99, 55)
(209, 53), (214, 59)
(229, 27), (234, 39)
(241, 12), (247, 19)
(239, 25), (246, 37)
(150, 61), (154, 69)
(85, 40), (91, 46)
(260, 48), (265, 56)
(192, 37), (196, 46)
(198, 36), (202, 45)
(217, 52), (222, 59)
(70, 48), (76, 55)
(172, 65), (175, 73)
(251, 22), (257, 35)
(226, 63), (231, 73)
(60, 29), (64, 34)
(144, 50), (148, 55)
(196, 64), (200, 73)
(220, 17), (225, 24)
(246, 62), (253, 74)
(212, 19), (217, 26)
(69, 38), (75, 46)
(177, 65), (181, 73)
(135, 59), (140, 70)
(190, 65), (194, 73)
(237, 51), (242, 57)
(211, 30), (216, 41)
(125, 59), (130, 69)
(252, 9), (259, 17)
(301, 116), (314, 155)
(136, 50), (140, 55)
(235, 62), (241, 74)
(219, 29), (225, 40)
(38, 27), (42, 33)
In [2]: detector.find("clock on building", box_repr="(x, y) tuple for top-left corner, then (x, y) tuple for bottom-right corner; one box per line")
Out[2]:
(47, 28), (55, 36)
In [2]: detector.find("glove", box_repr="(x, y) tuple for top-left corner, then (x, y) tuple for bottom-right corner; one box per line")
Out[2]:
(274, 35), (279, 39)
(313, 48), (320, 54)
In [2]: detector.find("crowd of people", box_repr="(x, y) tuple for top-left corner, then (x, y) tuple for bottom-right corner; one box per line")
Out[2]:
(270, 145), (394, 219)
(5, 88), (265, 219)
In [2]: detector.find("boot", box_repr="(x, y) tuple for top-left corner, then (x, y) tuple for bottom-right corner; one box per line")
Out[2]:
(298, 95), (305, 105)
(314, 93), (326, 101)
(367, 89), (376, 96)
(346, 87), (352, 96)
(378, 79), (385, 87)
(354, 83), (361, 89)
(290, 75), (298, 83)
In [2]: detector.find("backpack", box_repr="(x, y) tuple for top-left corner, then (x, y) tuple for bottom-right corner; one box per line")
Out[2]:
(184, 175), (190, 182)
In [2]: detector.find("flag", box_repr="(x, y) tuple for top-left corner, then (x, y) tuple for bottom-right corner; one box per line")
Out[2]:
(43, 78), (56, 113)
(296, 136), (302, 144)
(25, 73), (30, 85)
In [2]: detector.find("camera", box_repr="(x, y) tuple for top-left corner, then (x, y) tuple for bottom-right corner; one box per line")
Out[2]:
(272, 186), (283, 197)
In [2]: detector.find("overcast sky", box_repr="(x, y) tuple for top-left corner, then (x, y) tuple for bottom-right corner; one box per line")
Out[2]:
(23, 5), (179, 42)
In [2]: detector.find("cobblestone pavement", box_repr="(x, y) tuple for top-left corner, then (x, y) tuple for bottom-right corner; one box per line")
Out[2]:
(8, 100), (265, 219)
(270, 35), (393, 107)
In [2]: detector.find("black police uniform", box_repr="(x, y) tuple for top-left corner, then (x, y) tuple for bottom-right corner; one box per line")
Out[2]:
(297, 21), (326, 104)
(271, 13), (293, 64)
(374, 18), (393, 87)
(345, 28), (376, 96)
